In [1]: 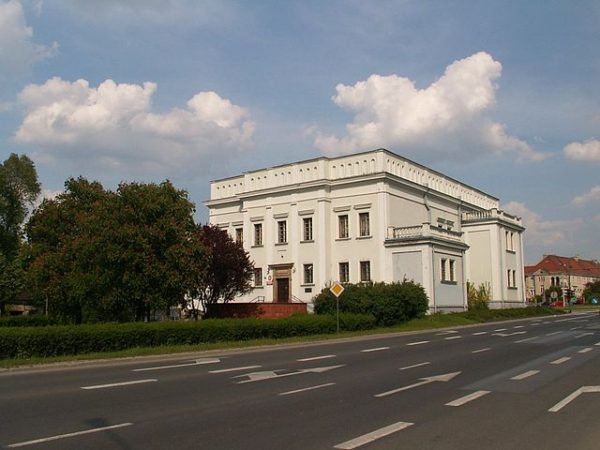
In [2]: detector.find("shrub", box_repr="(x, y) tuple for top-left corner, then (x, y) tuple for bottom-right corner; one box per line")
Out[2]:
(0, 313), (375, 359)
(467, 281), (491, 311)
(0, 315), (56, 327)
(313, 281), (428, 326)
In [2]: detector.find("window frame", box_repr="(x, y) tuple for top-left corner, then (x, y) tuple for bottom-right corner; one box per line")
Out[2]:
(254, 267), (263, 287)
(358, 212), (370, 237)
(359, 260), (371, 282)
(339, 262), (349, 283)
(277, 220), (287, 244)
(253, 223), (263, 247)
(303, 263), (314, 285)
(338, 214), (349, 239)
(302, 217), (313, 242)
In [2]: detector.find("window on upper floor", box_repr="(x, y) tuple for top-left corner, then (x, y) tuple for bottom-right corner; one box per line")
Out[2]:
(235, 227), (243, 244)
(303, 217), (313, 241)
(254, 223), (263, 246)
(277, 220), (287, 244)
(359, 212), (370, 237)
(338, 215), (349, 239)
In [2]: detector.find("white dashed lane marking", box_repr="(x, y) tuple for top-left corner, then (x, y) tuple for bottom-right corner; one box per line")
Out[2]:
(361, 347), (390, 353)
(511, 370), (540, 381)
(472, 348), (491, 354)
(406, 341), (429, 346)
(445, 390), (491, 407)
(333, 421), (414, 449)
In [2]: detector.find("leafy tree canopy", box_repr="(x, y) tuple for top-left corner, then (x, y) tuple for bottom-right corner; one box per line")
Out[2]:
(0, 153), (40, 260)
(25, 177), (206, 323)
(191, 224), (254, 317)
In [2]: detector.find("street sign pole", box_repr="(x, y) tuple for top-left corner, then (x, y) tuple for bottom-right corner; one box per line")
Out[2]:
(329, 282), (345, 333)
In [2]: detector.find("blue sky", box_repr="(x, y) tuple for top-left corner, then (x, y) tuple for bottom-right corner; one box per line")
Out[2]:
(1, 0), (599, 264)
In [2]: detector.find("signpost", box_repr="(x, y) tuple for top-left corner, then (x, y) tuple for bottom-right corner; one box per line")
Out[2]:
(329, 282), (345, 333)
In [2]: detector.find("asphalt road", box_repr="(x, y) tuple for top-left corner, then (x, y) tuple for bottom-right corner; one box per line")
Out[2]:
(1, 311), (599, 449)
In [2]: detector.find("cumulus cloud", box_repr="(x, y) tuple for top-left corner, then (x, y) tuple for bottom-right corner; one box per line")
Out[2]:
(502, 201), (581, 247)
(0, 1), (57, 80)
(572, 185), (600, 206)
(563, 139), (600, 162)
(15, 77), (255, 172)
(313, 52), (546, 163)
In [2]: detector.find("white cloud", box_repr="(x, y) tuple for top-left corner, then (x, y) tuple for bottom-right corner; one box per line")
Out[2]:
(572, 185), (600, 206)
(502, 201), (581, 247)
(313, 52), (547, 163)
(0, 0), (57, 79)
(15, 77), (255, 172)
(563, 139), (600, 162)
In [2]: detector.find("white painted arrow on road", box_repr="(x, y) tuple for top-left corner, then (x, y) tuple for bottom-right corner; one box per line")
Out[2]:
(549, 386), (600, 412)
(133, 358), (221, 372)
(375, 371), (462, 398)
(236, 365), (345, 384)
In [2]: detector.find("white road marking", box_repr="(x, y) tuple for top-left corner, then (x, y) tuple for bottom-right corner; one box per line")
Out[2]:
(472, 331), (488, 336)
(406, 340), (429, 346)
(515, 336), (538, 343)
(133, 358), (220, 372)
(595, 342), (600, 346)
(361, 347), (389, 353)
(550, 357), (571, 365)
(236, 365), (345, 384)
(375, 371), (461, 398)
(531, 323), (541, 326)
(575, 332), (594, 339)
(549, 386), (600, 412)
(297, 355), (336, 362)
(436, 330), (458, 335)
(578, 347), (593, 354)
(399, 362), (430, 371)
(570, 327), (581, 331)
(209, 365), (261, 374)
(493, 331), (527, 337)
(333, 421), (414, 449)
(279, 382), (335, 396)
(7, 423), (133, 448)
(494, 328), (507, 332)
(444, 336), (462, 340)
(511, 370), (540, 381)
(513, 325), (525, 329)
(445, 390), (491, 407)
(81, 379), (157, 390)
(546, 331), (562, 336)
(472, 347), (491, 354)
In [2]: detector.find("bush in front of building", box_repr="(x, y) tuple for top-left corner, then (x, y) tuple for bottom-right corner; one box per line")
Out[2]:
(313, 281), (428, 326)
(0, 313), (375, 359)
(0, 315), (56, 327)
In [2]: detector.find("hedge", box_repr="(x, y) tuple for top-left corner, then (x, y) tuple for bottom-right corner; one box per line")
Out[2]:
(0, 315), (56, 327)
(0, 313), (376, 359)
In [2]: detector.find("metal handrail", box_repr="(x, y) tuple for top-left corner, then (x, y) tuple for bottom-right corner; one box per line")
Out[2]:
(250, 295), (266, 303)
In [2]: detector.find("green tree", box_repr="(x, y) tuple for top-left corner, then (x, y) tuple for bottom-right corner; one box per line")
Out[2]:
(543, 285), (563, 304)
(0, 153), (40, 260)
(190, 224), (254, 318)
(26, 178), (206, 323)
(582, 280), (600, 304)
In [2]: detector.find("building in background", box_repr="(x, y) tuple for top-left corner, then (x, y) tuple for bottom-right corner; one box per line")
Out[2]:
(206, 149), (526, 312)
(525, 255), (600, 301)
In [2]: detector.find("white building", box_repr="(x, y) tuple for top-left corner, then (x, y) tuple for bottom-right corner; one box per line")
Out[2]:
(206, 149), (526, 312)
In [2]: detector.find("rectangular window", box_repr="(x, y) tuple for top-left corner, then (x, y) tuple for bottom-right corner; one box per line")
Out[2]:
(303, 217), (313, 241)
(449, 260), (455, 282)
(507, 270), (511, 287)
(254, 223), (263, 246)
(277, 220), (287, 244)
(338, 215), (349, 238)
(303, 264), (313, 284)
(360, 261), (371, 282)
(359, 212), (370, 237)
(441, 258), (447, 281)
(235, 227), (243, 244)
(339, 262), (349, 283)
(254, 268), (263, 287)
(512, 270), (516, 288)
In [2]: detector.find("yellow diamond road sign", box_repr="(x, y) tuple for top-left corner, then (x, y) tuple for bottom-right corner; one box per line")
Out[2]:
(330, 282), (345, 298)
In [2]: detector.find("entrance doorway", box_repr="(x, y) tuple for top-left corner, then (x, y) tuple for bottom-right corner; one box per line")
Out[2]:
(270, 264), (293, 303)
(276, 278), (290, 303)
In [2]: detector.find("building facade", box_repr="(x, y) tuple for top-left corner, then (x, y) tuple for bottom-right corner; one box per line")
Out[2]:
(525, 255), (600, 301)
(206, 149), (526, 312)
